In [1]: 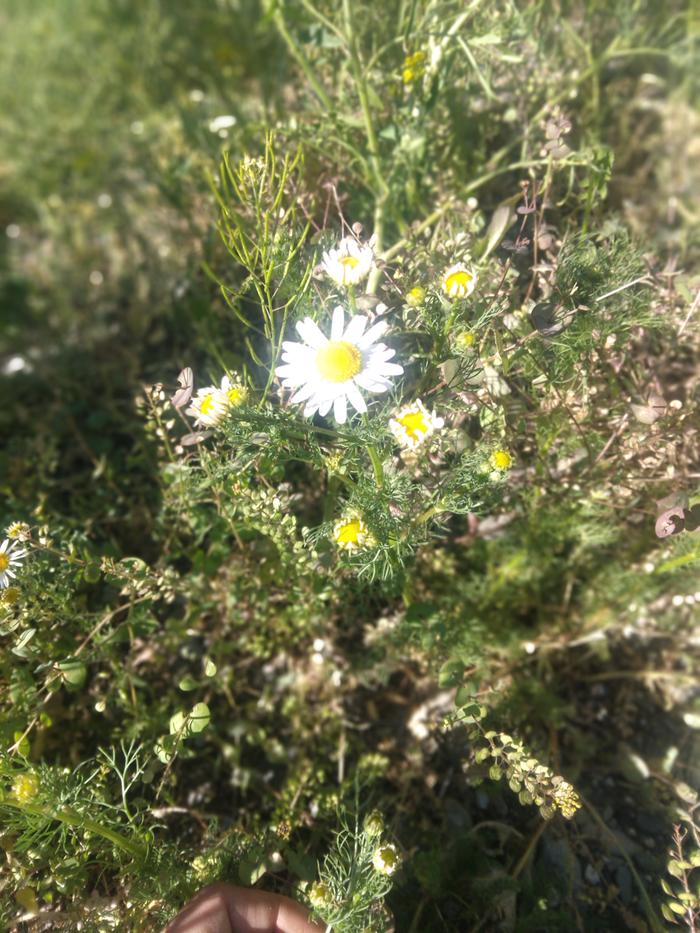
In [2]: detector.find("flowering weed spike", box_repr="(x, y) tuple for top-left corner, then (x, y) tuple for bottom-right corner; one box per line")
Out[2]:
(276, 306), (403, 424)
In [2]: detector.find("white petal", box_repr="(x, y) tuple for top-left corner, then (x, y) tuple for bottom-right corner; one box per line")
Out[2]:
(331, 306), (345, 341)
(296, 318), (327, 349)
(372, 361), (404, 376)
(342, 314), (368, 343)
(366, 346), (396, 362)
(0, 540), (7, 553)
(357, 320), (388, 349)
(333, 394), (348, 424)
(275, 363), (309, 381)
(355, 372), (391, 393)
(346, 382), (367, 414)
(318, 396), (334, 417)
(290, 381), (319, 404)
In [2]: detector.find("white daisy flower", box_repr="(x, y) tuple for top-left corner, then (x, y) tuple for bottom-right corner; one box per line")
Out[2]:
(0, 538), (27, 588)
(442, 263), (477, 299)
(389, 399), (444, 449)
(321, 236), (374, 287)
(333, 514), (371, 551)
(372, 843), (400, 876)
(276, 306), (403, 424)
(185, 375), (247, 428)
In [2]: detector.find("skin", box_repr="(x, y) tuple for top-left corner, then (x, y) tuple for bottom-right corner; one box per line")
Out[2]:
(165, 884), (325, 933)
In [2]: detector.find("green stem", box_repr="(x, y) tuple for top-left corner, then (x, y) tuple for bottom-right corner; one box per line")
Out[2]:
(272, 6), (335, 112)
(367, 444), (384, 488)
(7, 800), (147, 861)
(341, 0), (389, 295)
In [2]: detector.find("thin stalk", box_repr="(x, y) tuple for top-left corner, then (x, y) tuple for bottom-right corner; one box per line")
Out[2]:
(272, 7), (335, 112)
(6, 800), (147, 861)
(367, 444), (384, 488)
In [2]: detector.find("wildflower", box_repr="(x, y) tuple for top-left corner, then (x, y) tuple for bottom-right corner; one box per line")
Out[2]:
(455, 331), (476, 351)
(12, 772), (40, 804)
(406, 286), (425, 307)
(402, 51), (426, 84)
(490, 449), (513, 471)
(221, 374), (247, 407)
(208, 114), (237, 133)
(0, 539), (27, 588)
(308, 881), (333, 910)
(186, 375), (246, 428)
(372, 843), (400, 876)
(389, 399), (444, 450)
(333, 515), (371, 551)
(6, 521), (30, 541)
(276, 306), (403, 424)
(442, 263), (477, 299)
(363, 810), (385, 837)
(551, 779), (581, 820)
(1, 586), (20, 607)
(321, 236), (374, 288)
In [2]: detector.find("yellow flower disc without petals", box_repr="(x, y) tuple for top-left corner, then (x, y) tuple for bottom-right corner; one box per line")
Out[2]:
(0, 554), (8, 573)
(316, 341), (362, 383)
(339, 255), (360, 269)
(226, 386), (246, 406)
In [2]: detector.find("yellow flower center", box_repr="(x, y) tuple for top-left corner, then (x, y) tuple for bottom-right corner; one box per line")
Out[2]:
(0, 554), (9, 573)
(491, 450), (512, 470)
(1, 586), (20, 605)
(226, 386), (245, 406)
(339, 255), (360, 269)
(315, 341), (362, 383)
(335, 519), (364, 546)
(445, 269), (473, 294)
(199, 394), (216, 415)
(397, 410), (429, 439)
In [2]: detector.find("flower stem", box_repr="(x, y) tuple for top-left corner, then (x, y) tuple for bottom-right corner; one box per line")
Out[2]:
(6, 800), (147, 861)
(367, 444), (384, 488)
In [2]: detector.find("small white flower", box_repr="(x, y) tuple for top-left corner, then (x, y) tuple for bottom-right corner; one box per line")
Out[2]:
(185, 375), (247, 428)
(442, 263), (477, 299)
(0, 538), (27, 588)
(372, 843), (400, 876)
(6, 521), (30, 542)
(208, 115), (237, 133)
(389, 399), (444, 450)
(276, 306), (403, 424)
(321, 236), (374, 287)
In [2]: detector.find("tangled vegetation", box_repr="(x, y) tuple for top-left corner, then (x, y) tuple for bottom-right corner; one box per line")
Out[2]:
(0, 0), (698, 930)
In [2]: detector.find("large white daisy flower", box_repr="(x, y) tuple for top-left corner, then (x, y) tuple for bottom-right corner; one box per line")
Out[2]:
(321, 236), (374, 287)
(185, 375), (247, 428)
(276, 306), (403, 424)
(0, 538), (27, 588)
